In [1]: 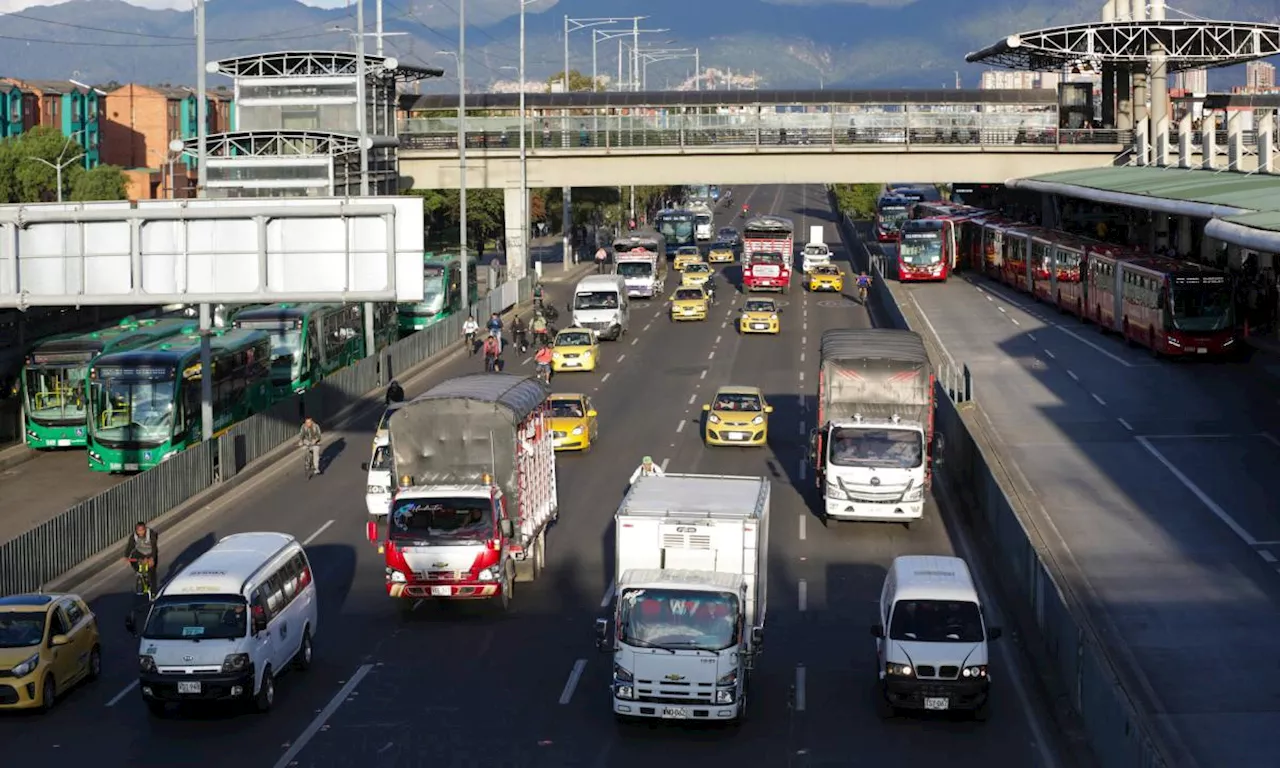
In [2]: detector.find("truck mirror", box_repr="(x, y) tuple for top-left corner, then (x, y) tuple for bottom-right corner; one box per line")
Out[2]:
(701, 404), (711, 412)
(499, 519), (515, 539)
(807, 429), (819, 460)
(751, 626), (764, 646)
(987, 627), (1003, 641)
(594, 618), (609, 649)
(871, 624), (885, 639)
(360, 462), (369, 471)
(365, 520), (378, 544)
(124, 614), (137, 636)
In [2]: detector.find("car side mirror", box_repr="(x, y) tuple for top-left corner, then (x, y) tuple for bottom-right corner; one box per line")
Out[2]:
(594, 617), (609, 650)
(764, 405), (774, 414)
(587, 410), (598, 418)
(360, 462), (369, 471)
(499, 519), (515, 539)
(124, 614), (137, 636)
(51, 633), (71, 647)
(871, 624), (885, 638)
(365, 520), (378, 544)
(987, 627), (1003, 641)
(252, 615), (268, 635)
(701, 404), (711, 412)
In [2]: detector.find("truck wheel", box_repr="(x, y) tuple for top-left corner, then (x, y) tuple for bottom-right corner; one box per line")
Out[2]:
(495, 566), (515, 612)
(532, 531), (546, 579)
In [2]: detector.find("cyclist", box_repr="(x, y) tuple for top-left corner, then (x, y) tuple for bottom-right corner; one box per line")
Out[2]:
(462, 314), (479, 355)
(482, 334), (502, 373)
(855, 271), (872, 302)
(511, 315), (529, 354)
(486, 312), (503, 340)
(534, 343), (553, 382)
(531, 312), (550, 347)
(299, 416), (323, 476)
(385, 379), (405, 405)
(741, 203), (749, 218)
(123, 521), (159, 597)
(629, 455), (665, 485)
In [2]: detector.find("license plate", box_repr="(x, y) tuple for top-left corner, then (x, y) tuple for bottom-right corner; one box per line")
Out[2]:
(923, 697), (948, 710)
(56, 439), (71, 447)
(1196, 348), (1207, 354)
(727, 432), (746, 440)
(752, 323), (767, 330)
(124, 463), (139, 471)
(177, 681), (201, 694)
(431, 586), (451, 597)
(662, 707), (691, 719)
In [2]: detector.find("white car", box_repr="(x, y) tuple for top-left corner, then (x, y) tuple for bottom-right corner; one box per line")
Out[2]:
(363, 434), (392, 516)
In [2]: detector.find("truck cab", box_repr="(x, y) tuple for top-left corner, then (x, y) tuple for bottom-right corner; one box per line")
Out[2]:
(801, 225), (831, 273)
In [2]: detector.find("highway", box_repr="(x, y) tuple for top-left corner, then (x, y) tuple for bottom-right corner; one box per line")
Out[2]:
(0, 186), (1074, 768)
(876, 242), (1280, 766)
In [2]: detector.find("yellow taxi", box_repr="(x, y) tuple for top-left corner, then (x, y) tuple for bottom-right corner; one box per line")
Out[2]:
(551, 327), (599, 372)
(673, 246), (703, 272)
(548, 393), (598, 451)
(738, 297), (781, 334)
(680, 262), (713, 289)
(806, 264), (844, 292)
(701, 386), (773, 447)
(0, 593), (100, 712)
(707, 244), (736, 264)
(669, 286), (710, 321)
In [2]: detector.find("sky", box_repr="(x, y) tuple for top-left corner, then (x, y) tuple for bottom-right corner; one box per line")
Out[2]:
(0, 0), (354, 11)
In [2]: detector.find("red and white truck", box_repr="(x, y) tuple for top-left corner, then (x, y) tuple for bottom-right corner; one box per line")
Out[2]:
(741, 215), (794, 293)
(365, 373), (558, 612)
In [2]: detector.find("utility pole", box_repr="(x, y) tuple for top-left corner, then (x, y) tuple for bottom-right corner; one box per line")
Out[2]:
(376, 0), (384, 56)
(460, 0), (470, 313)
(25, 135), (84, 203)
(195, 0), (207, 194)
(356, 0), (370, 196)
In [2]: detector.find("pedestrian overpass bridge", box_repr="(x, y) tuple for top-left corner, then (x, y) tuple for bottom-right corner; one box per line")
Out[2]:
(395, 89), (1131, 189)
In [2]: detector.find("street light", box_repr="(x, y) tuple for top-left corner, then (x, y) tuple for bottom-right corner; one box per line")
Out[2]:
(516, 0), (541, 274)
(593, 28), (667, 92)
(619, 39), (677, 90)
(330, 13), (370, 197)
(638, 49), (698, 91)
(438, 48), (472, 313)
(25, 132), (84, 203)
(564, 16), (647, 92)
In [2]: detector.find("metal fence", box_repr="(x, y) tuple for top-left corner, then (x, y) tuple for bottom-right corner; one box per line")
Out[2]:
(0, 277), (533, 595)
(830, 188), (1169, 767)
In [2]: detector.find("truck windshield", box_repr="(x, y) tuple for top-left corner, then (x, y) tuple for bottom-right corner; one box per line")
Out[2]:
(369, 444), (391, 472)
(618, 588), (741, 651)
(616, 262), (652, 278)
(142, 595), (248, 641)
(889, 599), (984, 643)
(829, 427), (922, 468)
(749, 252), (784, 264)
(389, 497), (492, 543)
(574, 291), (619, 310)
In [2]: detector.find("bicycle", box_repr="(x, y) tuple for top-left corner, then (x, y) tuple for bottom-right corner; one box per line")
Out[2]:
(856, 282), (870, 304)
(465, 331), (477, 356)
(535, 362), (551, 384)
(130, 558), (155, 601)
(301, 442), (318, 479)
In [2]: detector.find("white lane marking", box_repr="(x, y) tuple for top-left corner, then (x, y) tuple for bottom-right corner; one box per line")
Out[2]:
(803, 322), (808, 331)
(631, 337), (638, 346)
(1117, 418), (1134, 431)
(599, 583), (614, 608)
(1057, 326), (1135, 367)
(617, 353), (627, 362)
(660, 458), (670, 471)
(799, 352), (805, 362)
(601, 372), (611, 383)
(721, 321), (728, 329)
(1044, 350), (1056, 360)
(1066, 370), (1079, 381)
(559, 659), (588, 705)
(798, 371), (805, 382)
(105, 680), (138, 708)
(708, 350), (715, 360)
(303, 520), (334, 546)
(688, 394), (697, 405)
(799, 459), (807, 481)
(998, 306), (1007, 314)
(798, 579), (808, 611)
(1135, 436), (1257, 546)
(272, 664), (374, 768)
(1260, 550), (1278, 564)
(676, 420), (686, 433)
(985, 294), (994, 302)
(1091, 393), (1107, 406)
(798, 515), (807, 541)
(1260, 432), (1280, 448)
(798, 422), (805, 434)
(1028, 333), (1037, 342)
(795, 665), (807, 712)
(699, 370), (707, 380)
(715, 335), (722, 344)
(644, 323), (652, 331)
(522, 357), (532, 366)
(1010, 317), (1020, 326)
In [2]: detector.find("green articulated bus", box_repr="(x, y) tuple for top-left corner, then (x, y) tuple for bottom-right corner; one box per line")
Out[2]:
(20, 317), (195, 450)
(85, 328), (273, 473)
(398, 254), (479, 334)
(232, 302), (396, 397)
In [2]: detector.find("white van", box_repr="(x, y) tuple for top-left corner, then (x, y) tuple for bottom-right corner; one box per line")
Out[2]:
(571, 274), (630, 340)
(872, 555), (1002, 721)
(125, 532), (318, 715)
(362, 433), (392, 516)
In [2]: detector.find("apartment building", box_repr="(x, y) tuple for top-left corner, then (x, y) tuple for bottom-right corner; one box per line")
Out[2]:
(0, 78), (106, 167)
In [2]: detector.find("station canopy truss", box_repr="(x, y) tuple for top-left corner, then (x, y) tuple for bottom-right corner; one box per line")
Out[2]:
(210, 50), (443, 83)
(180, 130), (373, 159)
(966, 19), (1280, 73)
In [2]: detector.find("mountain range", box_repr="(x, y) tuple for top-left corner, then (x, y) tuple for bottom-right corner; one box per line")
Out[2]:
(0, 0), (1276, 90)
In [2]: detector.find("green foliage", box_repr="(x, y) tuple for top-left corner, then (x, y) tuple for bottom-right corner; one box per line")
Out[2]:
(546, 69), (602, 92)
(830, 183), (882, 220)
(411, 188), (505, 246)
(0, 127), (128, 203)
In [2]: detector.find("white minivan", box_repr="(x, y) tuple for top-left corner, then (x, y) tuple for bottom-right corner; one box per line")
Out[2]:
(362, 433), (393, 516)
(872, 555), (1001, 721)
(125, 532), (318, 715)
(570, 274), (630, 340)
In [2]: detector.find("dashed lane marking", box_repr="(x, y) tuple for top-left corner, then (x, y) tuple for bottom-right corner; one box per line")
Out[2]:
(798, 580), (808, 611)
(795, 665), (807, 712)
(676, 420), (686, 433)
(617, 354), (627, 362)
(1091, 393), (1107, 406)
(559, 660), (587, 705)
(303, 520), (334, 545)
(1117, 417), (1133, 431)
(601, 372), (611, 383)
(799, 514), (807, 541)
(688, 394), (697, 405)
(272, 664), (374, 768)
(1067, 370), (1079, 381)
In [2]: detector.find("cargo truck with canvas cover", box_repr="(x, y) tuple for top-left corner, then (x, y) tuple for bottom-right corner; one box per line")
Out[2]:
(367, 374), (557, 612)
(741, 215), (794, 293)
(808, 329), (933, 525)
(594, 474), (769, 724)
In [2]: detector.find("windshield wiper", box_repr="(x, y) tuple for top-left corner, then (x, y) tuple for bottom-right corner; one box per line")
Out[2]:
(621, 636), (676, 653)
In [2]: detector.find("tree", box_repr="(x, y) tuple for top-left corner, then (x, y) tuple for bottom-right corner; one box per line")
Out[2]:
(0, 127), (128, 203)
(830, 184), (882, 220)
(545, 69), (601, 92)
(70, 165), (128, 202)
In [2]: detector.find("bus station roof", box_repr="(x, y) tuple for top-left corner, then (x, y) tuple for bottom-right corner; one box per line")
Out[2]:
(1007, 166), (1280, 252)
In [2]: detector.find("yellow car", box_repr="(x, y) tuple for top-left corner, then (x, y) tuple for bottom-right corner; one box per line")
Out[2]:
(669, 287), (710, 321)
(548, 393), (598, 451)
(551, 327), (599, 372)
(807, 265), (844, 292)
(708, 245), (736, 264)
(0, 593), (100, 712)
(738, 298), (781, 334)
(681, 262), (712, 288)
(673, 247), (702, 272)
(701, 386), (773, 447)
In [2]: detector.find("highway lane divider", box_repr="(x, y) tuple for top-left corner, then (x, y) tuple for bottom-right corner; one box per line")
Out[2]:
(0, 277), (537, 597)
(829, 186), (1172, 768)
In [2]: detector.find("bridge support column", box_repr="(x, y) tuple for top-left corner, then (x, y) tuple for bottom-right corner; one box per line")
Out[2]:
(1258, 110), (1275, 174)
(1153, 211), (1170, 251)
(1177, 216), (1194, 257)
(504, 186), (529, 282)
(1177, 113), (1193, 168)
(1115, 68), (1132, 132)
(563, 187), (573, 271)
(1202, 108), (1218, 170)
(1133, 69), (1148, 164)
(1101, 64), (1117, 129)
(1227, 110), (1244, 171)
(1150, 44), (1169, 167)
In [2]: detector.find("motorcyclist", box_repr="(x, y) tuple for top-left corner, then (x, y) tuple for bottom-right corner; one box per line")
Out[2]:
(531, 313), (550, 347)
(123, 521), (159, 597)
(482, 334), (502, 372)
(462, 314), (479, 355)
(299, 416), (323, 475)
(511, 315), (529, 353)
(385, 379), (405, 405)
(534, 342), (553, 381)
(629, 455), (665, 485)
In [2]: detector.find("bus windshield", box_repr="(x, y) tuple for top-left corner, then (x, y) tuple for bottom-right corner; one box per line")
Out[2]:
(900, 232), (943, 265)
(879, 208), (909, 230)
(1169, 282), (1233, 332)
(24, 365), (89, 425)
(658, 216), (695, 246)
(90, 373), (177, 447)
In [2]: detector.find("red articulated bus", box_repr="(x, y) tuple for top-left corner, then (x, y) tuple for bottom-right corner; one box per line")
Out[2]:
(874, 195), (913, 243)
(897, 218), (949, 282)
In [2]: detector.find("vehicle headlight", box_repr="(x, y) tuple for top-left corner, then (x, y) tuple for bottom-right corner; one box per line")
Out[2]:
(961, 665), (988, 678)
(770, 314), (778, 320)
(581, 351), (593, 359)
(751, 415), (765, 425)
(717, 669), (738, 686)
(477, 567), (500, 581)
(221, 653), (251, 673)
(886, 663), (914, 677)
(714, 688), (736, 704)
(615, 684), (636, 700)
(552, 352), (563, 359)
(368, 485), (389, 495)
(613, 663), (634, 683)
(571, 426), (585, 436)
(707, 414), (721, 423)
(11, 653), (40, 677)
(138, 654), (157, 674)
(903, 485), (924, 502)
(387, 569), (407, 583)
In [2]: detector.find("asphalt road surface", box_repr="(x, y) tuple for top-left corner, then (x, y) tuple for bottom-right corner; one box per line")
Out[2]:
(877, 241), (1280, 767)
(1, 185), (1075, 768)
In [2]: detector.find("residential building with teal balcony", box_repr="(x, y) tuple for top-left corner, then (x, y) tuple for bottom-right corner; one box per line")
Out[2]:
(0, 78), (106, 168)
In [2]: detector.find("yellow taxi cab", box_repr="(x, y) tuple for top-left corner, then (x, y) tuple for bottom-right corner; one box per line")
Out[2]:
(0, 593), (101, 712)
(551, 326), (599, 372)
(673, 246), (702, 272)
(701, 386), (773, 447)
(707, 244), (736, 263)
(807, 264), (844, 292)
(738, 297), (781, 334)
(669, 286), (710, 321)
(680, 262), (713, 289)
(548, 393), (598, 451)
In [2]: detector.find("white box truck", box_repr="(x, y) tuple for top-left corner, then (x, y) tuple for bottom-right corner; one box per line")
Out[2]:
(594, 473), (770, 724)
(801, 224), (831, 273)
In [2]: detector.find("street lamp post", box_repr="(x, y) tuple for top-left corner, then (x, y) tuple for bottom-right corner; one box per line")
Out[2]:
(593, 28), (668, 94)
(565, 16), (647, 91)
(25, 132), (85, 203)
(440, 49), (471, 314)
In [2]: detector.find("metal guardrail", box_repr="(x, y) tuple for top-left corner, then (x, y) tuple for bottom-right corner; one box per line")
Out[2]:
(829, 188), (1167, 767)
(0, 276), (533, 595)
